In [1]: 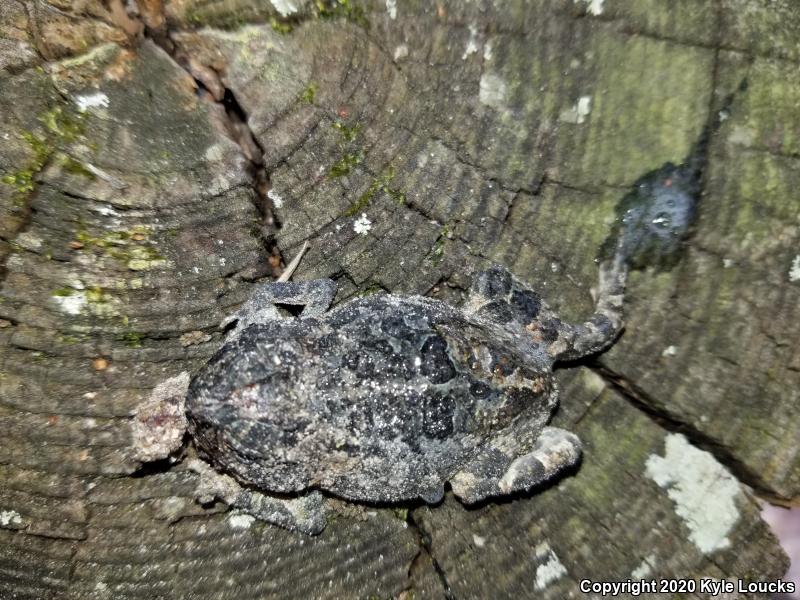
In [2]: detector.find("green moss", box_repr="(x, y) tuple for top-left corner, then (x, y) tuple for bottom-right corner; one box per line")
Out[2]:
(345, 166), (407, 216)
(316, 0), (369, 27)
(21, 131), (50, 166)
(432, 238), (446, 259)
(328, 152), (363, 177)
(184, 6), (264, 29)
(431, 225), (452, 262)
(52, 287), (77, 297)
(387, 187), (406, 205)
(73, 226), (164, 269)
(86, 287), (110, 304)
(332, 120), (360, 142)
(118, 331), (144, 348)
(125, 245), (166, 271)
(2, 170), (36, 195)
(0, 104), (86, 203)
(1, 131), (49, 200)
(356, 283), (384, 297)
(60, 155), (96, 179)
(300, 82), (318, 104)
(40, 106), (85, 142)
(270, 18), (293, 34)
(344, 193), (370, 217)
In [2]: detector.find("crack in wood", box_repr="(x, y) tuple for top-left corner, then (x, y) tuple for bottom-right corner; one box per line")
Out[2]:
(407, 510), (457, 600)
(589, 361), (790, 503)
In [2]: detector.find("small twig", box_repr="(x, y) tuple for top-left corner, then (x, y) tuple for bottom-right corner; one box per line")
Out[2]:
(84, 163), (128, 190)
(277, 241), (309, 282)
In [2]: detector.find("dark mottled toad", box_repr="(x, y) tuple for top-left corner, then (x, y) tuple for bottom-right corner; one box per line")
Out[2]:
(134, 251), (628, 534)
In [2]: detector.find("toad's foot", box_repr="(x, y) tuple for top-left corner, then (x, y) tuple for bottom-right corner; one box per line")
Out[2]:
(188, 459), (327, 535)
(449, 426), (581, 504)
(131, 372), (190, 463)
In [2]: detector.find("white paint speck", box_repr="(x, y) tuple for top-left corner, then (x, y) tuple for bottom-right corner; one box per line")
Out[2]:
(52, 291), (86, 315)
(631, 554), (656, 579)
(582, 0), (605, 15)
(91, 204), (121, 218)
(270, 0), (297, 17)
(534, 543), (567, 590)
(74, 92), (109, 112)
(385, 0), (397, 19)
(16, 232), (42, 250)
(0, 510), (22, 527)
(219, 257), (226, 266)
(722, 258), (735, 268)
(661, 345), (678, 357)
(204, 144), (225, 162)
(353, 213), (372, 235)
(550, 262), (559, 273)
(729, 125), (755, 146)
(645, 433), (741, 554)
(472, 534), (486, 548)
(789, 255), (800, 282)
(559, 95), (592, 124)
(393, 44), (409, 61)
(228, 513), (255, 529)
(462, 24), (479, 60)
(479, 73), (507, 108)
(267, 188), (284, 209)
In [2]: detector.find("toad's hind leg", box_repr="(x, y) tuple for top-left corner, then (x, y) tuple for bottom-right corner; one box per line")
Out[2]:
(551, 253), (628, 362)
(449, 427), (581, 504)
(464, 261), (629, 363)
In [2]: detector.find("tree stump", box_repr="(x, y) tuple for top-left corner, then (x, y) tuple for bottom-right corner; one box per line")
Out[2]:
(0, 1), (796, 598)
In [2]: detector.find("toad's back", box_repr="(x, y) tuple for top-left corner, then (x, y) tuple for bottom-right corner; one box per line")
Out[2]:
(186, 294), (558, 503)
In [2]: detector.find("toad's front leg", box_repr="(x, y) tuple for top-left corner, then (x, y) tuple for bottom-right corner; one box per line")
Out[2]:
(187, 459), (328, 535)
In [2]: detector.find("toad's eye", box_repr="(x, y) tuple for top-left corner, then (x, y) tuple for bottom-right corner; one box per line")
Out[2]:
(469, 381), (492, 398)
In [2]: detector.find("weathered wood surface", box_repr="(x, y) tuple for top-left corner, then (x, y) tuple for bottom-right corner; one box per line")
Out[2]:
(0, 1), (797, 598)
